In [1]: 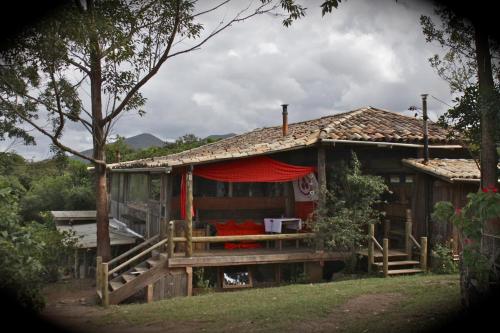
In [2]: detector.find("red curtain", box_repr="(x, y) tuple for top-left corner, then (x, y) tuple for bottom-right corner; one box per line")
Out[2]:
(194, 156), (315, 182)
(180, 156), (316, 218)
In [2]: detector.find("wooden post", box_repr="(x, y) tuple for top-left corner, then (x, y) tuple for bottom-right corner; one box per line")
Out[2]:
(205, 223), (211, 251)
(159, 174), (166, 240)
(146, 284), (154, 303)
(383, 238), (389, 278)
(384, 219), (391, 239)
(420, 237), (428, 271)
(405, 209), (412, 260)
(81, 249), (87, 279)
(368, 224), (374, 273)
(101, 262), (109, 307)
(167, 220), (174, 258)
(186, 266), (193, 296)
(316, 146), (326, 252)
(96, 256), (102, 289)
(186, 167), (193, 257)
(74, 249), (79, 279)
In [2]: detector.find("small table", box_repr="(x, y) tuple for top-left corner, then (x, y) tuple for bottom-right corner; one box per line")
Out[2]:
(264, 218), (302, 249)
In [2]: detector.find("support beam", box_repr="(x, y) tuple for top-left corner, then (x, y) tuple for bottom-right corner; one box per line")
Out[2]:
(383, 238), (389, 278)
(101, 262), (109, 307)
(383, 220), (391, 239)
(405, 209), (413, 260)
(186, 266), (193, 296)
(420, 237), (428, 271)
(368, 224), (374, 273)
(96, 256), (102, 290)
(168, 221), (174, 258)
(74, 249), (79, 279)
(146, 284), (154, 303)
(185, 167), (193, 257)
(317, 146), (326, 251)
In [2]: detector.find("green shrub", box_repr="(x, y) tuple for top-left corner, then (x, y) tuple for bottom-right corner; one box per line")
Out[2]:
(0, 181), (77, 312)
(312, 152), (388, 269)
(431, 242), (458, 274)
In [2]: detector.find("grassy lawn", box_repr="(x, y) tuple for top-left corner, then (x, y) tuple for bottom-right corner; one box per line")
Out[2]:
(94, 274), (461, 333)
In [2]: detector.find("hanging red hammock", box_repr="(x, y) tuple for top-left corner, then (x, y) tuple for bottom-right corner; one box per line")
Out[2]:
(180, 155), (316, 218)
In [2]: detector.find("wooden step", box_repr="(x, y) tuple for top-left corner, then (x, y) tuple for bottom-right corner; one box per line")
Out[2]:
(373, 260), (420, 267)
(387, 268), (423, 275)
(133, 266), (148, 274)
(358, 249), (407, 258)
(122, 273), (136, 283)
(109, 281), (124, 291)
(146, 259), (159, 267)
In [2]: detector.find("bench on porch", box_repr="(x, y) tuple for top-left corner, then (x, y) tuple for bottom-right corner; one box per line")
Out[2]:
(214, 220), (265, 249)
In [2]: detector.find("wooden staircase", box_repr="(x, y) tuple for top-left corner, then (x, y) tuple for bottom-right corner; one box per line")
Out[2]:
(369, 249), (424, 276)
(362, 210), (428, 278)
(97, 235), (171, 305)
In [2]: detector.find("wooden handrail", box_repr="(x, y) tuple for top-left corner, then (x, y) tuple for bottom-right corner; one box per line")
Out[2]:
(109, 238), (168, 275)
(172, 233), (315, 244)
(371, 236), (383, 252)
(108, 235), (159, 267)
(409, 234), (421, 250)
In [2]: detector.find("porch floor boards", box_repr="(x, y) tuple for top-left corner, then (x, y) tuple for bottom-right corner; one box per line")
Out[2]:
(167, 248), (347, 267)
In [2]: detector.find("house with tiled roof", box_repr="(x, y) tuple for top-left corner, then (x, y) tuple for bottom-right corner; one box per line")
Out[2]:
(99, 106), (472, 305)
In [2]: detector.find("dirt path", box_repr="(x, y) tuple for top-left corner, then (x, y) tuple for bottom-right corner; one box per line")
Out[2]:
(291, 292), (405, 333)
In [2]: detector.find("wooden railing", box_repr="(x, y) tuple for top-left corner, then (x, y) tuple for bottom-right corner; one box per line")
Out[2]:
(367, 209), (428, 277)
(98, 220), (317, 306)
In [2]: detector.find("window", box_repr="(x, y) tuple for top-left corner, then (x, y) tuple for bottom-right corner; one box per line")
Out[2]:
(221, 266), (253, 289)
(127, 173), (148, 202)
(150, 174), (161, 201)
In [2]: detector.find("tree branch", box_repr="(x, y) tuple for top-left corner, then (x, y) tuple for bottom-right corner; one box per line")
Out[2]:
(0, 95), (105, 165)
(102, 1), (183, 124)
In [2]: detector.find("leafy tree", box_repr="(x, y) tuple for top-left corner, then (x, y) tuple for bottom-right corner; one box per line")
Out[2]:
(312, 153), (388, 270)
(421, 2), (500, 307)
(0, 177), (77, 312)
(0, 0), (336, 261)
(105, 135), (134, 164)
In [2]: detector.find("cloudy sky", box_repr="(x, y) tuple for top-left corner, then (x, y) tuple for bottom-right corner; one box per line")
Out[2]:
(2, 0), (457, 161)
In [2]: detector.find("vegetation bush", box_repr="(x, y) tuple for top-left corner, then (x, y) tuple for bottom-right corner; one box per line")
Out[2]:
(0, 178), (77, 312)
(311, 152), (388, 271)
(431, 242), (458, 274)
(432, 186), (500, 291)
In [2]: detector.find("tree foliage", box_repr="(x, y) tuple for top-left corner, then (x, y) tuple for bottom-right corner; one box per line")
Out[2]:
(312, 153), (388, 255)
(0, 176), (77, 312)
(420, 5), (500, 150)
(432, 186), (500, 300)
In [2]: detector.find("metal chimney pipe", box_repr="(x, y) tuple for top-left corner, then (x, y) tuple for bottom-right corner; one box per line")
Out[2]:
(281, 104), (288, 137)
(421, 94), (429, 163)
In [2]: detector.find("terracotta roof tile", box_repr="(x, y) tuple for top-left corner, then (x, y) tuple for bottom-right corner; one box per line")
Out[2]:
(402, 158), (488, 183)
(110, 107), (460, 170)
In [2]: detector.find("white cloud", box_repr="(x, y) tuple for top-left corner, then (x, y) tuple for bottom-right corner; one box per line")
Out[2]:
(2, 0), (457, 160)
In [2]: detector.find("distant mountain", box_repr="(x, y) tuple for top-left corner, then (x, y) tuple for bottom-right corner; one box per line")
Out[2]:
(121, 133), (165, 150)
(206, 133), (236, 140)
(71, 132), (237, 162)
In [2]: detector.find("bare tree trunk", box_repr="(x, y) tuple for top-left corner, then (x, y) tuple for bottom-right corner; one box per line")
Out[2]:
(88, 0), (111, 262)
(475, 22), (498, 191)
(461, 19), (500, 309)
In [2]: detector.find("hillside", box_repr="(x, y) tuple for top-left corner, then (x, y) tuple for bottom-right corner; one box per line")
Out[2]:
(70, 133), (236, 162)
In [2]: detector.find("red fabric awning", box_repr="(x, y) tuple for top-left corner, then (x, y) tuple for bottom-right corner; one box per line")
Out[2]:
(194, 155), (315, 182)
(180, 156), (316, 218)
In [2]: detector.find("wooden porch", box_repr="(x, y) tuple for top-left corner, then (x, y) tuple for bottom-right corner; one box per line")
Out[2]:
(168, 247), (346, 268)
